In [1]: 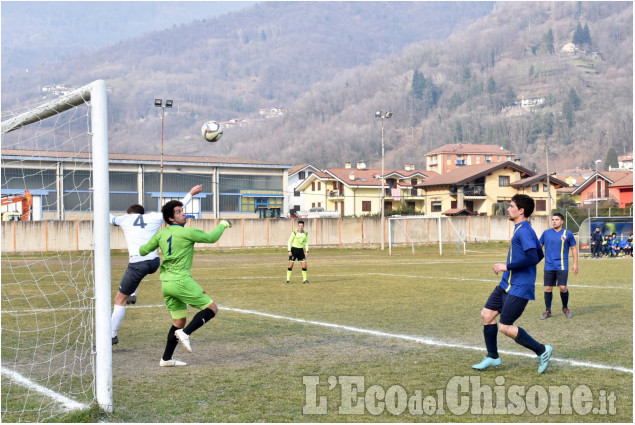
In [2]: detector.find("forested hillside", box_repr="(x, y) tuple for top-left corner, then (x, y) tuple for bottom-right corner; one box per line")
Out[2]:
(1, 2), (631, 173)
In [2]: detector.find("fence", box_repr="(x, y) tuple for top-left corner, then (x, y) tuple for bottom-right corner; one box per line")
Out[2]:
(2, 215), (551, 253)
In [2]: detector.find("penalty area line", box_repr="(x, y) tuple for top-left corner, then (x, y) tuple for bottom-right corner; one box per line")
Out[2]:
(1, 367), (88, 412)
(220, 306), (633, 375)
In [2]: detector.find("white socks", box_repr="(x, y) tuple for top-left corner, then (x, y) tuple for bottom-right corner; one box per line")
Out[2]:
(111, 304), (126, 338)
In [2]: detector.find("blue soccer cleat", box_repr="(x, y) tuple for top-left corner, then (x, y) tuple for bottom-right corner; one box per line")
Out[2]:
(472, 356), (501, 370)
(538, 345), (553, 374)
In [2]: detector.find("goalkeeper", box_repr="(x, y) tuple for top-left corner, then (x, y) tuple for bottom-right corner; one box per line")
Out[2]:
(139, 200), (232, 367)
(286, 220), (309, 284)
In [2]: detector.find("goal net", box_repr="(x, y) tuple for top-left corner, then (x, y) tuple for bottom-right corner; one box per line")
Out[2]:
(387, 215), (492, 255)
(1, 80), (112, 421)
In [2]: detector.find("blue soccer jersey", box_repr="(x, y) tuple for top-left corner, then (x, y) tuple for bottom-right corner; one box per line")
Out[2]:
(539, 228), (576, 271)
(499, 222), (542, 300)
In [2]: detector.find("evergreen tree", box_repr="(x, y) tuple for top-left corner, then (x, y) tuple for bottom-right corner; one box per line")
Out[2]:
(487, 76), (497, 94)
(411, 69), (425, 100)
(573, 22), (584, 45)
(562, 99), (574, 128)
(568, 88), (581, 110)
(505, 86), (516, 105)
(543, 28), (555, 54)
(605, 148), (619, 170)
(583, 23), (592, 46)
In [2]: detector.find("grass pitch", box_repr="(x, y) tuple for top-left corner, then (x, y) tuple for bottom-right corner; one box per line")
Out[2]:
(2, 244), (633, 422)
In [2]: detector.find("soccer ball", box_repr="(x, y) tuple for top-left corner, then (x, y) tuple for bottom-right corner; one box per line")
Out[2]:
(201, 121), (223, 142)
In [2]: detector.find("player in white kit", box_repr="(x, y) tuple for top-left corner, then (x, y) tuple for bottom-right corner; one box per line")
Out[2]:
(109, 185), (202, 345)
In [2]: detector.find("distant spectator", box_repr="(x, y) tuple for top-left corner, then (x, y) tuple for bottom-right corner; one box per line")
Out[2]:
(590, 226), (603, 258)
(618, 235), (631, 257)
(609, 233), (620, 257)
(602, 234), (611, 257)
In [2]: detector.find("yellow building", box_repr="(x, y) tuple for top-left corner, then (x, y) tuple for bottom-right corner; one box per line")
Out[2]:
(415, 162), (567, 216)
(296, 164), (437, 216)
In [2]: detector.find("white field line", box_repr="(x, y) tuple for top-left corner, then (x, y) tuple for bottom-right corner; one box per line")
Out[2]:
(4, 303), (631, 374)
(0, 367), (88, 412)
(203, 272), (632, 290)
(220, 306), (634, 375)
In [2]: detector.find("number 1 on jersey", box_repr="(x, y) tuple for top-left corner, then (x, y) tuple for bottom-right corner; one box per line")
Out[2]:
(167, 236), (172, 255)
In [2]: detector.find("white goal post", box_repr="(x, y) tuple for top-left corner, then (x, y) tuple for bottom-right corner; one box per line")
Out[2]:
(1, 80), (112, 416)
(387, 215), (491, 255)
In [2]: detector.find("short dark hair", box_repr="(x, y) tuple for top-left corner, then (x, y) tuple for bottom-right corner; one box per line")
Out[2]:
(552, 212), (564, 220)
(127, 204), (144, 214)
(511, 194), (534, 218)
(161, 200), (183, 224)
(298, 220), (304, 225)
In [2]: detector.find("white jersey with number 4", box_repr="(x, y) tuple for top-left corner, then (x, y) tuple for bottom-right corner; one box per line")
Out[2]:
(109, 193), (192, 263)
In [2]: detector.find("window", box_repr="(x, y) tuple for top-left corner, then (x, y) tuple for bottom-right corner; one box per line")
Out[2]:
(467, 155), (472, 165)
(298, 171), (306, 180)
(432, 201), (442, 212)
(317, 182), (321, 191)
(311, 182), (315, 191)
(499, 176), (510, 187)
(476, 155), (481, 164)
(407, 201), (415, 209)
(536, 200), (546, 211)
(498, 156), (502, 161)
(362, 201), (371, 212)
(311, 202), (315, 208)
(543, 184), (548, 192)
(447, 157), (451, 165)
(318, 202), (321, 208)
(451, 201), (457, 209)
(293, 190), (300, 197)
(485, 155), (492, 163)
(532, 184), (539, 192)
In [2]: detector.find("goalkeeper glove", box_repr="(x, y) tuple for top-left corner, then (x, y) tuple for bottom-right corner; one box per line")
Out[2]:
(220, 219), (232, 229)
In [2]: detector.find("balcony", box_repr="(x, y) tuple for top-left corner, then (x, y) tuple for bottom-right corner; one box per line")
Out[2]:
(450, 184), (486, 197)
(328, 190), (344, 199)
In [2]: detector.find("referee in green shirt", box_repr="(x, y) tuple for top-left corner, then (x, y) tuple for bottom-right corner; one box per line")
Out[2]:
(286, 220), (309, 284)
(140, 200), (231, 367)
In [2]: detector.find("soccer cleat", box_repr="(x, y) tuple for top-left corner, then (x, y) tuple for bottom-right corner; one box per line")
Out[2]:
(303, 280), (309, 284)
(563, 308), (573, 318)
(472, 356), (501, 370)
(220, 219), (232, 228)
(285, 280), (290, 285)
(540, 310), (551, 320)
(159, 358), (187, 367)
(538, 345), (553, 374)
(112, 336), (119, 345)
(175, 329), (192, 353)
(127, 295), (137, 305)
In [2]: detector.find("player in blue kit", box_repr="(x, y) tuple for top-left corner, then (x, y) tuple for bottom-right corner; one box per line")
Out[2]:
(539, 213), (578, 319)
(472, 194), (553, 374)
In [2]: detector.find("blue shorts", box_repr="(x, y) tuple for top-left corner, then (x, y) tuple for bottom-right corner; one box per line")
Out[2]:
(118, 257), (160, 295)
(544, 270), (568, 287)
(484, 285), (529, 326)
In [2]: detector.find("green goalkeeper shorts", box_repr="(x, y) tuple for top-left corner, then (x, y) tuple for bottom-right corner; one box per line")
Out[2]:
(161, 276), (213, 319)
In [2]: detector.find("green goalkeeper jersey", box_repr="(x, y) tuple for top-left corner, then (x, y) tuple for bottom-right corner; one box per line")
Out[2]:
(139, 223), (226, 280)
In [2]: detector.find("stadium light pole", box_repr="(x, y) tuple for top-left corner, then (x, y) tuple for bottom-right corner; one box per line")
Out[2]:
(375, 110), (392, 250)
(545, 146), (551, 222)
(595, 159), (602, 217)
(155, 99), (173, 206)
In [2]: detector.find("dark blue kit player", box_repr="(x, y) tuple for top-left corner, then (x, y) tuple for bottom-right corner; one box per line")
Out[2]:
(473, 194), (553, 374)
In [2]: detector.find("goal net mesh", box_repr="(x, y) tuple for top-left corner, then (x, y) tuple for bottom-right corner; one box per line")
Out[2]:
(1, 91), (98, 421)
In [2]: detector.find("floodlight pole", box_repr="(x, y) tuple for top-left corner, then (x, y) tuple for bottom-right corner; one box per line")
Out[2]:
(595, 159), (602, 217)
(546, 146), (551, 222)
(376, 111), (392, 250)
(155, 99), (173, 206)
